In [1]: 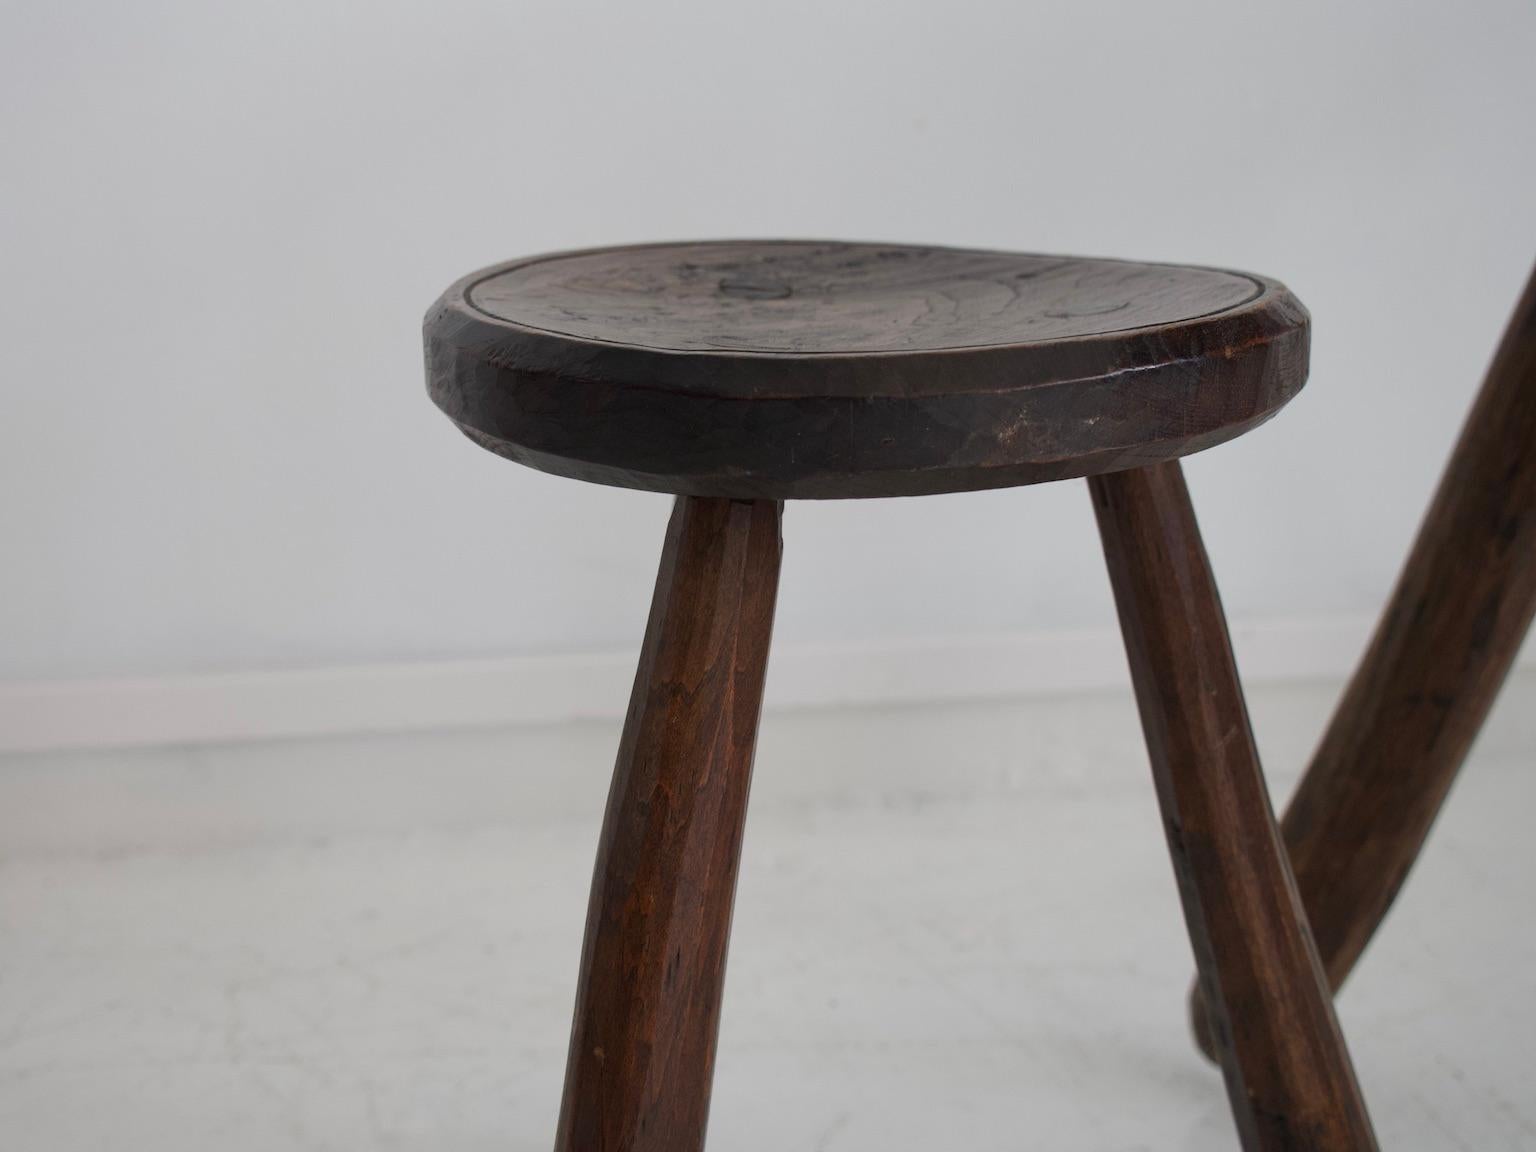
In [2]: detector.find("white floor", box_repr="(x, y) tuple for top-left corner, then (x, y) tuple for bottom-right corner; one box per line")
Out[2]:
(1, 676), (1533, 1151)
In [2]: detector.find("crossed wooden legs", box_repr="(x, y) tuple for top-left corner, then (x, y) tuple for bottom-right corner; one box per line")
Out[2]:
(1186, 266), (1536, 1058)
(556, 483), (1377, 1151)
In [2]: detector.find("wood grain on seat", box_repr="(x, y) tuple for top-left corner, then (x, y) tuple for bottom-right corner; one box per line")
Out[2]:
(425, 241), (1308, 498)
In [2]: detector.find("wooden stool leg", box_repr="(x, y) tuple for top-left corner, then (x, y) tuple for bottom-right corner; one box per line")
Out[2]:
(1090, 462), (1378, 1152)
(554, 496), (782, 1152)
(1185, 267), (1536, 1059)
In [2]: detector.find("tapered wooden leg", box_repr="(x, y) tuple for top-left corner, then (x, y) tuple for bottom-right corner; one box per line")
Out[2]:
(1190, 265), (1536, 1059)
(554, 496), (781, 1152)
(1091, 462), (1378, 1152)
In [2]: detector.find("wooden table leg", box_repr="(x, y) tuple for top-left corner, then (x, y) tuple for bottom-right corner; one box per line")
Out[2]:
(554, 496), (782, 1152)
(1188, 265), (1536, 1059)
(1091, 462), (1378, 1152)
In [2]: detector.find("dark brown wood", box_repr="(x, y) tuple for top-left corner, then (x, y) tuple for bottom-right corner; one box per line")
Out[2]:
(1191, 263), (1536, 1059)
(425, 240), (1309, 498)
(1091, 461), (1378, 1152)
(555, 496), (781, 1152)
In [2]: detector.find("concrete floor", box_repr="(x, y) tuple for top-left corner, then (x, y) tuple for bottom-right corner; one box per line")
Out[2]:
(1, 676), (1533, 1150)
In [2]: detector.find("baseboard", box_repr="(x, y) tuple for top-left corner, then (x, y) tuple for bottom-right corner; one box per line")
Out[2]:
(0, 615), (1453, 754)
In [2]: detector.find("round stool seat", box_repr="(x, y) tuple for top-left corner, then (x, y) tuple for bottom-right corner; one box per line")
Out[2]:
(424, 240), (1308, 498)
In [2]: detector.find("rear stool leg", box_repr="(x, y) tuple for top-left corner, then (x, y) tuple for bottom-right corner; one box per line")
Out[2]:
(555, 496), (782, 1152)
(1091, 462), (1378, 1152)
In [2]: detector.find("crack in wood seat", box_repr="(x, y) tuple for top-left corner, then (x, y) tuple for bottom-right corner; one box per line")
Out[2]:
(425, 240), (1308, 498)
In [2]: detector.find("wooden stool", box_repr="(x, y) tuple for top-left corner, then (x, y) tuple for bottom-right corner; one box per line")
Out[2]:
(423, 241), (1377, 1152)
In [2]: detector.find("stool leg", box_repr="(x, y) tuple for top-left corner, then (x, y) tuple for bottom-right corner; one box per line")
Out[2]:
(554, 496), (782, 1152)
(1090, 462), (1378, 1152)
(1188, 266), (1536, 1059)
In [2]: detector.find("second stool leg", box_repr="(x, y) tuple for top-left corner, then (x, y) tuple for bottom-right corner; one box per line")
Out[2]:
(1090, 462), (1378, 1152)
(554, 496), (782, 1152)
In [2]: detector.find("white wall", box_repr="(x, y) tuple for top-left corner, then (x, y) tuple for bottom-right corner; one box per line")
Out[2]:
(3, 0), (1535, 683)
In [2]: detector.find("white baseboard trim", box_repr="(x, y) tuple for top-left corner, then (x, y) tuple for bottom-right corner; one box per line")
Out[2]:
(0, 615), (1463, 754)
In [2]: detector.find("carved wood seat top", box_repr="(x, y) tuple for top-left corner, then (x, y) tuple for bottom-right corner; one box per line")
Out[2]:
(425, 240), (1307, 498)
